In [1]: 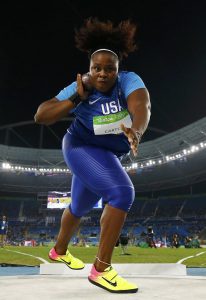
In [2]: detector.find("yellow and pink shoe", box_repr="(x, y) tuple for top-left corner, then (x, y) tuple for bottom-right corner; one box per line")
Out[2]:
(49, 247), (85, 270)
(88, 265), (138, 293)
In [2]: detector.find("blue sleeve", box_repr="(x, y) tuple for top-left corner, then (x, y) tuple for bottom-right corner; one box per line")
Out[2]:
(119, 72), (146, 99)
(55, 81), (77, 101)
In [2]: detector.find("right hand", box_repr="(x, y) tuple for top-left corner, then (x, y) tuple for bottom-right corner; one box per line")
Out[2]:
(120, 124), (140, 157)
(76, 73), (90, 100)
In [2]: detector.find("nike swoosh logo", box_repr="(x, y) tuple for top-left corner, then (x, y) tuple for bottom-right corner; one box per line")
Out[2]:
(89, 97), (102, 105)
(102, 277), (117, 287)
(59, 258), (71, 266)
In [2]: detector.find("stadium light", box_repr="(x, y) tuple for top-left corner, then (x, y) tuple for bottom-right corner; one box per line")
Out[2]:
(0, 139), (206, 175)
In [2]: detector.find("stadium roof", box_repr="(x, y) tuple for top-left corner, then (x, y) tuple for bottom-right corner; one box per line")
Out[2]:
(0, 117), (206, 193)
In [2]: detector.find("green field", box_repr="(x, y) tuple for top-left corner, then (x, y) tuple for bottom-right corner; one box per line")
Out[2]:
(1, 246), (206, 267)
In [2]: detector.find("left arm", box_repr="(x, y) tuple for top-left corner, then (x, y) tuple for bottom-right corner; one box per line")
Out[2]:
(128, 88), (151, 135)
(121, 88), (151, 156)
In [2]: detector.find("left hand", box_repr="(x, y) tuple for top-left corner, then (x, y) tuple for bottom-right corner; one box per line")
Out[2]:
(120, 124), (140, 157)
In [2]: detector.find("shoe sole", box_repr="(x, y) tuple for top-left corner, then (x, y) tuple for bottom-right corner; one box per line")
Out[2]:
(88, 277), (138, 293)
(48, 255), (85, 270)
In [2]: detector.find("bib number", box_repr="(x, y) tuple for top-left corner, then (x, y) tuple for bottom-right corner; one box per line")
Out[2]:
(93, 110), (132, 135)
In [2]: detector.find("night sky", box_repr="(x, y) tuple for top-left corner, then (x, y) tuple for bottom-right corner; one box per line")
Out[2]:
(0, 0), (206, 147)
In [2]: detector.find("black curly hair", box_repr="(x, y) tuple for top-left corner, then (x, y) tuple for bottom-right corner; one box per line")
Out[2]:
(75, 17), (138, 61)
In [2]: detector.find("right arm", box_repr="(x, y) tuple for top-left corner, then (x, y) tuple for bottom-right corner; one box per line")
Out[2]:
(34, 73), (90, 126)
(34, 97), (75, 126)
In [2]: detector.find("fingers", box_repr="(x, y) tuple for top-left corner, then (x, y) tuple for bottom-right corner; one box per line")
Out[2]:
(131, 141), (138, 157)
(121, 123), (135, 142)
(120, 123), (125, 133)
(120, 124), (138, 156)
(76, 74), (89, 100)
(129, 134), (138, 156)
(76, 74), (84, 95)
(76, 73), (82, 85)
(120, 123), (130, 135)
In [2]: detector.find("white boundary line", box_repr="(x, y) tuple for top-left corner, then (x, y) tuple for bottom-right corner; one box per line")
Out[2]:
(3, 248), (206, 266)
(4, 248), (49, 264)
(177, 251), (206, 264)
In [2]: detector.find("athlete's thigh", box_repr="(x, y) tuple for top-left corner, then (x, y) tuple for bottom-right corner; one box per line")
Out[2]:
(64, 143), (133, 195)
(71, 174), (100, 212)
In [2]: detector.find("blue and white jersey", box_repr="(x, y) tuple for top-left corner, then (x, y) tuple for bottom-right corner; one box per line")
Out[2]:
(56, 71), (146, 156)
(0, 220), (8, 234)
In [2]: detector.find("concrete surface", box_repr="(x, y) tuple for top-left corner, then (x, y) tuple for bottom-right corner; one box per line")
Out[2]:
(0, 274), (206, 300)
(40, 263), (187, 276)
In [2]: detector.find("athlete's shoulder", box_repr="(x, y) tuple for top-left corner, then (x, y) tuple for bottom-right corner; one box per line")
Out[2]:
(119, 71), (144, 82)
(118, 71), (146, 98)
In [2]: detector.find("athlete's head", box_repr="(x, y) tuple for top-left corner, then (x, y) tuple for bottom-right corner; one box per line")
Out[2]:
(75, 18), (138, 93)
(88, 49), (119, 92)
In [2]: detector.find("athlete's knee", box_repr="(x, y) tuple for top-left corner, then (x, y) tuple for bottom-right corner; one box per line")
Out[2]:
(69, 199), (98, 218)
(107, 185), (135, 212)
(68, 204), (83, 218)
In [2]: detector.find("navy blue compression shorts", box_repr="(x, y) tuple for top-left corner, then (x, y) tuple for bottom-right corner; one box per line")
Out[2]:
(62, 132), (135, 217)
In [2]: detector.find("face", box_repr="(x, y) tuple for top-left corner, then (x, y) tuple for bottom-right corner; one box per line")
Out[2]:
(89, 52), (119, 93)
